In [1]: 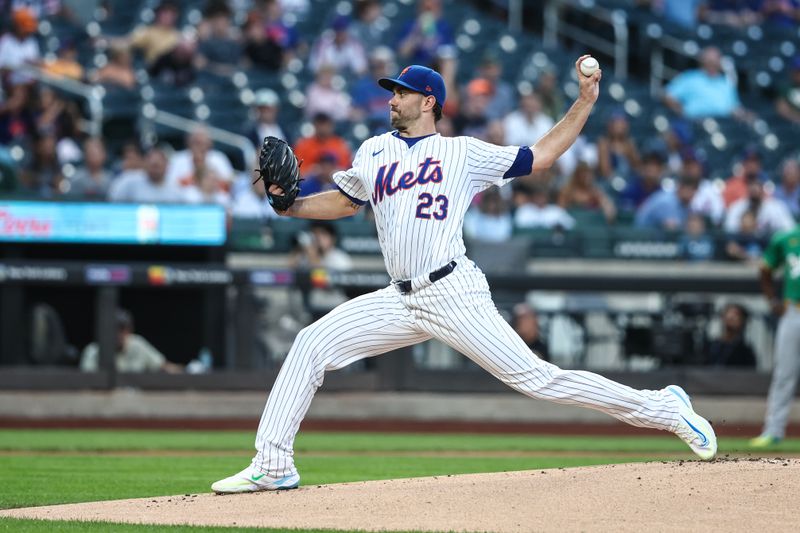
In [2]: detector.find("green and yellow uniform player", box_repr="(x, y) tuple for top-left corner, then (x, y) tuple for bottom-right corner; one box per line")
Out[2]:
(751, 225), (800, 447)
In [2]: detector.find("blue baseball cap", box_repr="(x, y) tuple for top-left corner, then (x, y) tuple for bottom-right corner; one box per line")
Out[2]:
(331, 15), (350, 31)
(741, 144), (762, 161)
(378, 65), (446, 107)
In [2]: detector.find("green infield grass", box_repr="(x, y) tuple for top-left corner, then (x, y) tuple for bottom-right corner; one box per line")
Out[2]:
(0, 429), (795, 532)
(0, 518), (393, 533)
(3, 429), (795, 453)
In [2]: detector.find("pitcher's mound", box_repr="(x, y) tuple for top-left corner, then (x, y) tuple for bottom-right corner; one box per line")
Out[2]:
(3, 459), (799, 532)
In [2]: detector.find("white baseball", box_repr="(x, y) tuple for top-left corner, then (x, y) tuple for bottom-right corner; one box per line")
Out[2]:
(580, 57), (599, 77)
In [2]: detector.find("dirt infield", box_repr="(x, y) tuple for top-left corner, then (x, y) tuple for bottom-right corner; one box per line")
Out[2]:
(3, 459), (799, 532)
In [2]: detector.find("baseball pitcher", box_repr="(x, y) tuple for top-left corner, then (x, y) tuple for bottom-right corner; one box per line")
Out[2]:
(212, 58), (717, 493)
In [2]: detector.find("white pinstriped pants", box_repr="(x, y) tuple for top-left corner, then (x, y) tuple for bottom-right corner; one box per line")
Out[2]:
(252, 258), (681, 476)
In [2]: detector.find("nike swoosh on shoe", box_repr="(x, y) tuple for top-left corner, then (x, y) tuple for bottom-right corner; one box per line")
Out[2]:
(681, 415), (709, 447)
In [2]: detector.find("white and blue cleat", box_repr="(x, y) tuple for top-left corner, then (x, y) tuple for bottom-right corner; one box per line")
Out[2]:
(211, 466), (300, 494)
(666, 385), (718, 461)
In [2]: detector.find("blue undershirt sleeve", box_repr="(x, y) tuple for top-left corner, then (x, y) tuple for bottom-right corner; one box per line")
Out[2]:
(503, 146), (534, 179)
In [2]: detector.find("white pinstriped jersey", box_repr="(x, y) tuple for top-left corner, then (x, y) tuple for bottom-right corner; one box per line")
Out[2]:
(333, 132), (523, 280)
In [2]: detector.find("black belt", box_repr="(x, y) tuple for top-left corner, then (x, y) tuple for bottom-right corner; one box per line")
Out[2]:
(395, 261), (457, 294)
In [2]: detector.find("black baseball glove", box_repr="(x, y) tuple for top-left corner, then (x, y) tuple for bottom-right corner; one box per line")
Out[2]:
(254, 136), (302, 212)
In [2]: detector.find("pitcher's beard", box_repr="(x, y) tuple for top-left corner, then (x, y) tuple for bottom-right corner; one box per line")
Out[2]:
(390, 108), (421, 132)
(390, 113), (404, 131)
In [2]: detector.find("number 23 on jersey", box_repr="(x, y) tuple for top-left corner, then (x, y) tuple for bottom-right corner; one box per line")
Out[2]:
(415, 193), (449, 220)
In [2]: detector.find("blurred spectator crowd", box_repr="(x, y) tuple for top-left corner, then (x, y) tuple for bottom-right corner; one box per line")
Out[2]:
(0, 0), (799, 263)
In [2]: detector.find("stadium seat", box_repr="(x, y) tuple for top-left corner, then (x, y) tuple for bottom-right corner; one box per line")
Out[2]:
(230, 217), (314, 253)
(467, 237), (532, 272)
(229, 217), (266, 251)
(195, 70), (237, 91)
(101, 87), (140, 120)
(244, 68), (282, 93)
(204, 88), (249, 132)
(580, 227), (613, 258)
(149, 84), (197, 119)
(332, 219), (380, 255)
(568, 208), (609, 229)
(513, 227), (580, 258)
(101, 87), (142, 144)
(98, 1), (145, 36)
(267, 218), (311, 252)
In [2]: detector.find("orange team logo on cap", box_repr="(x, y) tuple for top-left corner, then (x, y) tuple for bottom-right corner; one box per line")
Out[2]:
(400, 66), (410, 76)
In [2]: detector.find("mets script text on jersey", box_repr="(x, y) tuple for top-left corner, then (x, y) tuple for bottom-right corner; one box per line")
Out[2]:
(372, 157), (444, 204)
